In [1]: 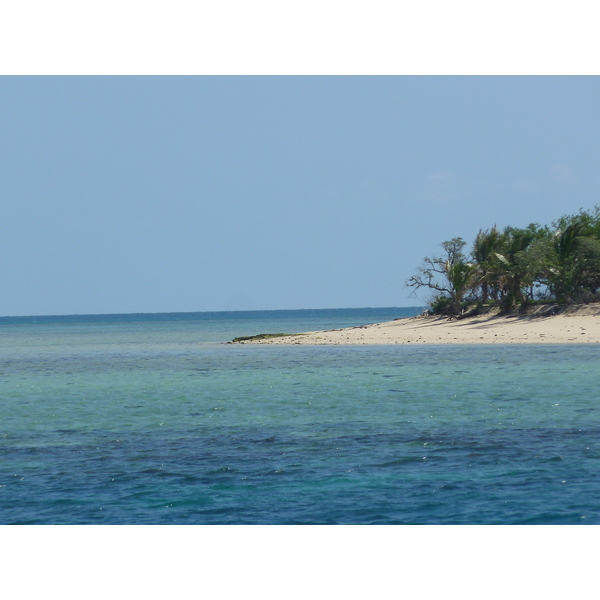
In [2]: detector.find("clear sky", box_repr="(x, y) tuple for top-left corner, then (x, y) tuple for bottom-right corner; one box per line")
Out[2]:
(2, 76), (600, 316)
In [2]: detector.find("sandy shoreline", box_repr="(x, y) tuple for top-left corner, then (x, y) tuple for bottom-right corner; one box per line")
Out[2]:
(233, 303), (600, 345)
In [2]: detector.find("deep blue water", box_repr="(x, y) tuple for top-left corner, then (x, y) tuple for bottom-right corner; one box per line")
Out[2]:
(1, 307), (599, 524)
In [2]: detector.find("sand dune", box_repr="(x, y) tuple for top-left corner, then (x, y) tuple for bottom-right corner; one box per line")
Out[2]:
(233, 304), (600, 345)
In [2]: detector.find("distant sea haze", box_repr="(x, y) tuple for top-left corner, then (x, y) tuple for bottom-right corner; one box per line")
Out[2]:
(0, 307), (422, 326)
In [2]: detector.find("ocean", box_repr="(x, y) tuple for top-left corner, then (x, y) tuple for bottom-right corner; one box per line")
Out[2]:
(1, 306), (599, 525)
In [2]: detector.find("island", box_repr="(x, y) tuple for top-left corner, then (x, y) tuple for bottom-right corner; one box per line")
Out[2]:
(233, 206), (600, 345)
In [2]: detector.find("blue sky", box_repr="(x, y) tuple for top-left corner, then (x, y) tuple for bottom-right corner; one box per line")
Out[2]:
(1, 76), (600, 316)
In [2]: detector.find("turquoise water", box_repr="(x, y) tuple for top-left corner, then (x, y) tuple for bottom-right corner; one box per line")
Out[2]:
(1, 307), (599, 524)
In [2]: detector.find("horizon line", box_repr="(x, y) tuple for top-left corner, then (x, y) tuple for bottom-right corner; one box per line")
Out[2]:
(0, 305), (425, 321)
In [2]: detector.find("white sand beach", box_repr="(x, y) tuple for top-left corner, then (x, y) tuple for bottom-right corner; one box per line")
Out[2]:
(234, 304), (600, 345)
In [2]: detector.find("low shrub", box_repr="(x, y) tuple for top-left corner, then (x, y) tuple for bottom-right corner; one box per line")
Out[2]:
(427, 295), (455, 315)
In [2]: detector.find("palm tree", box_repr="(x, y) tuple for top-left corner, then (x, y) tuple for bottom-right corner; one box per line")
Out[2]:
(445, 260), (478, 314)
(492, 226), (536, 307)
(472, 226), (502, 302)
(546, 220), (595, 302)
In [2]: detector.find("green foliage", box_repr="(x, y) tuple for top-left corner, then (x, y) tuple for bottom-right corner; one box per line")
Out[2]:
(409, 205), (600, 310)
(546, 232), (600, 302)
(472, 226), (502, 302)
(406, 237), (478, 315)
(427, 294), (455, 315)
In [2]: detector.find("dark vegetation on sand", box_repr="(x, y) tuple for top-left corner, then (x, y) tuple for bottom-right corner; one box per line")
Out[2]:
(229, 333), (303, 343)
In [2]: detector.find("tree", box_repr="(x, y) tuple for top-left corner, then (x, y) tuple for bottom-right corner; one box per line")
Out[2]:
(536, 219), (600, 302)
(471, 226), (502, 302)
(407, 205), (600, 312)
(406, 238), (478, 315)
(489, 226), (538, 308)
